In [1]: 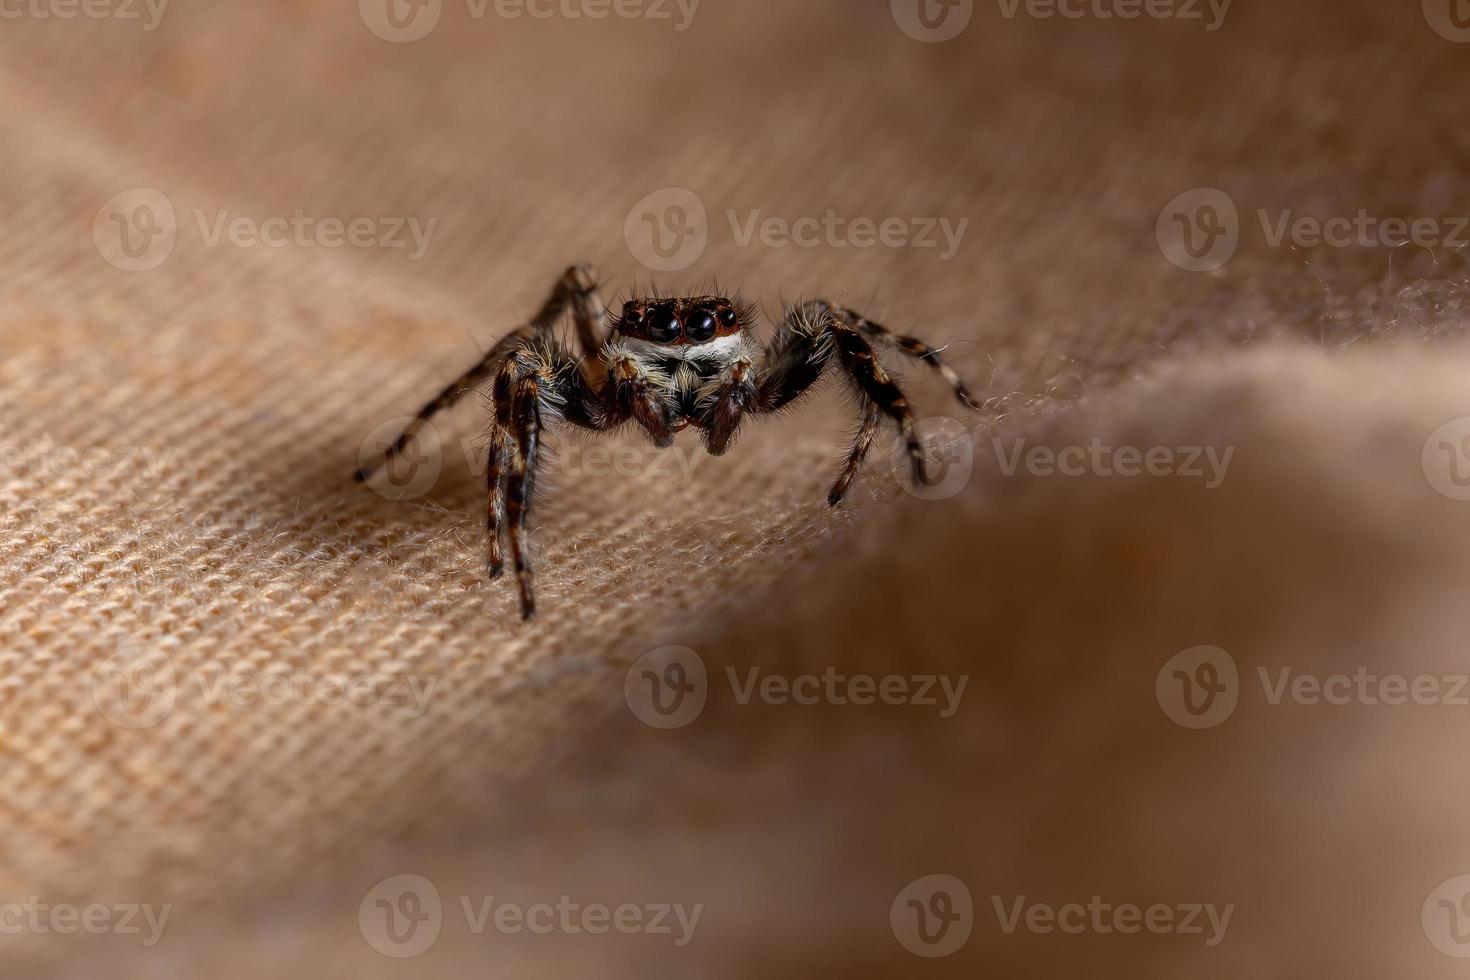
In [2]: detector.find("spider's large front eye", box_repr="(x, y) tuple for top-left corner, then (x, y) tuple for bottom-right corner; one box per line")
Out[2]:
(685, 311), (717, 342)
(648, 308), (681, 343)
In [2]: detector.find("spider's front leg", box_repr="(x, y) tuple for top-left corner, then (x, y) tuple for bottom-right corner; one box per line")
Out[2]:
(603, 348), (677, 447)
(500, 370), (543, 618)
(693, 343), (759, 456)
(486, 344), (609, 620)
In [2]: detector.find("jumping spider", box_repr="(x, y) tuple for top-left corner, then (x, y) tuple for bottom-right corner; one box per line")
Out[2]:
(356, 265), (980, 619)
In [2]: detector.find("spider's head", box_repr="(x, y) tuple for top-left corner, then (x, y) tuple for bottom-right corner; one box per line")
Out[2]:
(614, 296), (749, 347)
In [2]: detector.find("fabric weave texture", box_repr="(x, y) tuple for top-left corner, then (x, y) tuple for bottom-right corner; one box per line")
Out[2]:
(3, 1), (1470, 975)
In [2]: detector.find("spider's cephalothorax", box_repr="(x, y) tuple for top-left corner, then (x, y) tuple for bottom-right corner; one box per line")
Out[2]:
(603, 295), (762, 442)
(356, 265), (981, 619)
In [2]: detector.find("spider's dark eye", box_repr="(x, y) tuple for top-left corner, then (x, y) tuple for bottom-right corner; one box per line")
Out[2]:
(648, 307), (681, 343)
(685, 310), (717, 342)
(623, 305), (644, 327)
(718, 309), (737, 328)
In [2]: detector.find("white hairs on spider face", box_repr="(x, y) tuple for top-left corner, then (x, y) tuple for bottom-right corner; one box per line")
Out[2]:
(613, 334), (748, 363)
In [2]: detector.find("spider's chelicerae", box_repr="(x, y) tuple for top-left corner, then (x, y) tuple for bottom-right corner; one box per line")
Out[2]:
(355, 265), (980, 619)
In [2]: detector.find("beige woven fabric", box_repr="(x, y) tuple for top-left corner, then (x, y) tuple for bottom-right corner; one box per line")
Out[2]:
(4, 0), (1470, 975)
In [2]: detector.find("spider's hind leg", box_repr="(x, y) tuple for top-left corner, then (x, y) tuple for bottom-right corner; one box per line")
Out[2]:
(821, 302), (983, 411)
(827, 321), (932, 493)
(355, 264), (606, 483)
(753, 301), (947, 503)
(827, 400), (883, 507)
